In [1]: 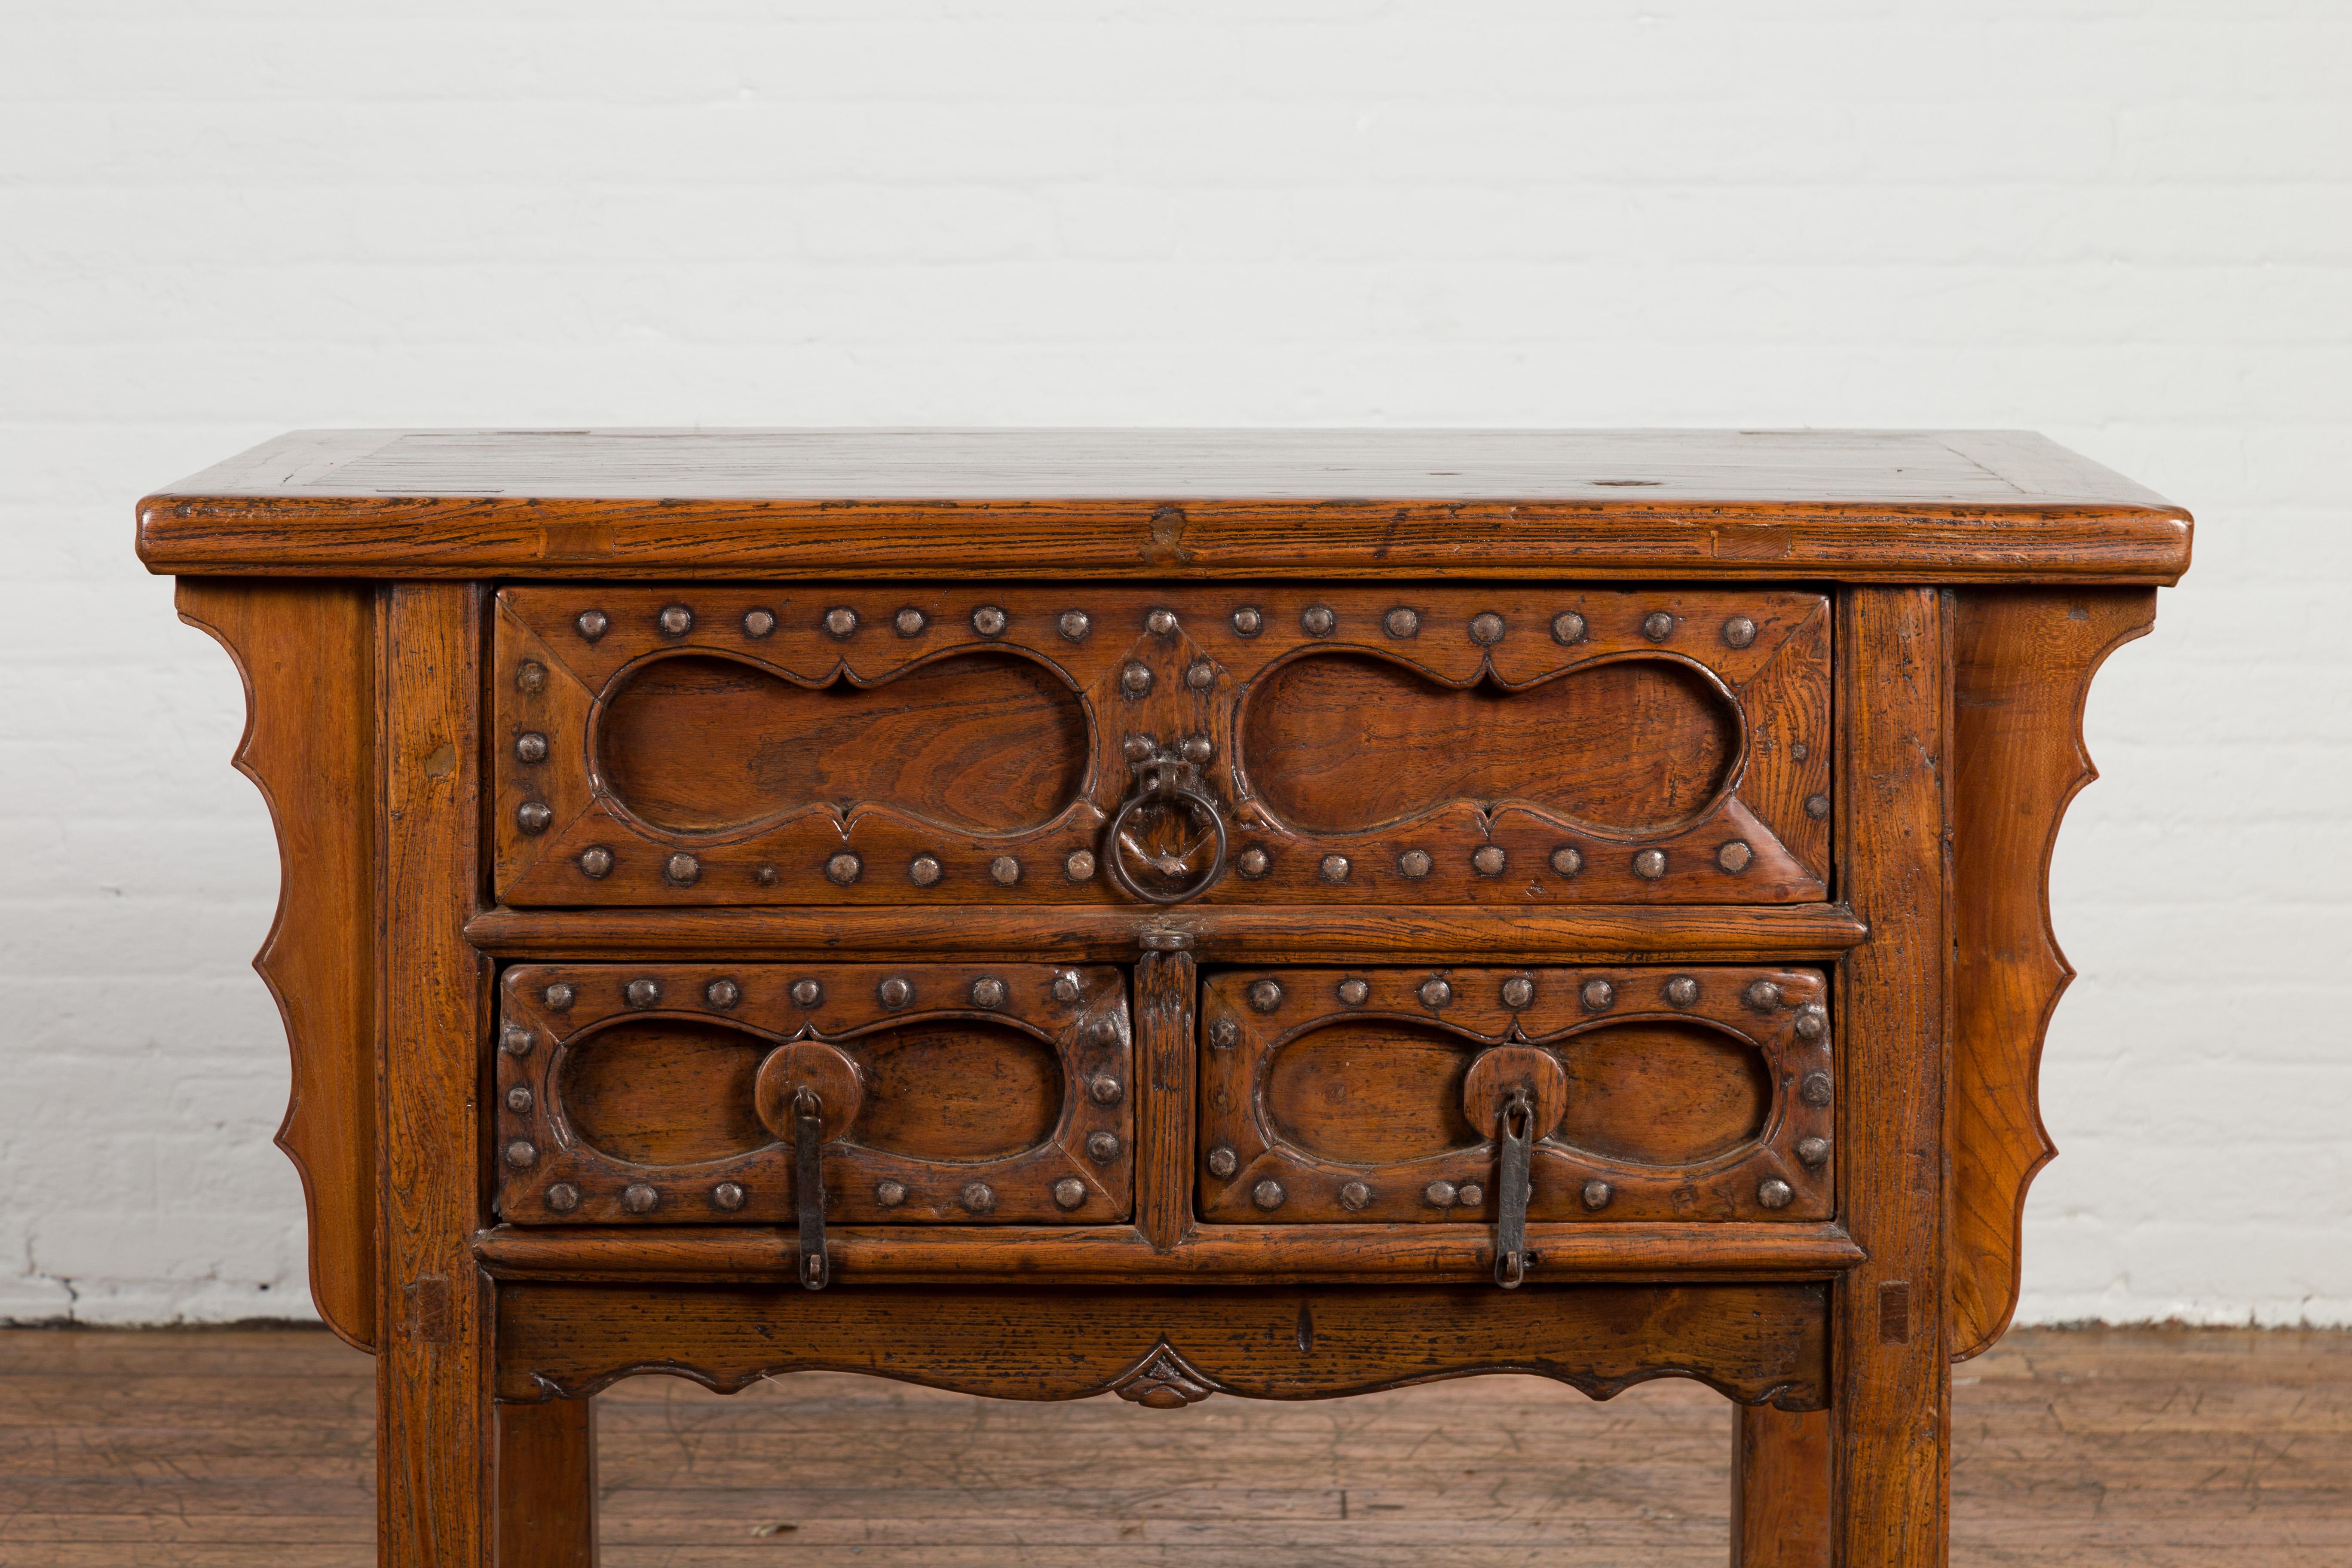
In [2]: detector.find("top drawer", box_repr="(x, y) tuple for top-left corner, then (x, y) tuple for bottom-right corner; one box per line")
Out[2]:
(493, 584), (1830, 907)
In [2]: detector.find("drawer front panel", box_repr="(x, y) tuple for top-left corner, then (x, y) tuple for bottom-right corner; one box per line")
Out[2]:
(1198, 966), (1831, 1224)
(492, 584), (1829, 907)
(494, 963), (1133, 1225)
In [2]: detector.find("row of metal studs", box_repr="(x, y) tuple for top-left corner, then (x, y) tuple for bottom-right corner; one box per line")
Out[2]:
(561, 845), (1101, 885)
(1217, 974), (1830, 1025)
(531, 1170), (1104, 1219)
(1203, 1165), (1809, 1215)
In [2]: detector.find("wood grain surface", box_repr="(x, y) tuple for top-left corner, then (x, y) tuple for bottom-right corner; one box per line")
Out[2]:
(3, 1326), (2339, 1567)
(1949, 588), (2159, 1361)
(136, 429), (2192, 583)
(173, 579), (378, 1353)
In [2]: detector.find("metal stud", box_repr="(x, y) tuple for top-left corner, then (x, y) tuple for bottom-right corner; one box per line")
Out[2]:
(1231, 606), (1264, 636)
(971, 605), (1008, 637)
(545, 1183), (580, 1213)
(624, 978), (662, 1010)
(1718, 840), (1753, 873)
(516, 660), (548, 693)
(1123, 734), (1156, 763)
(1551, 845), (1584, 877)
(1184, 660), (1216, 691)
(1058, 609), (1092, 641)
(1252, 1179), (1286, 1211)
(1319, 854), (1351, 882)
(1800, 1070), (1834, 1107)
(1146, 607), (1179, 636)
(822, 606), (858, 638)
(970, 977), (1007, 1010)
(1468, 612), (1505, 645)
(1397, 848), (1433, 879)
(516, 802), (553, 834)
(1792, 742), (1809, 762)
(1418, 977), (1452, 1008)
(1180, 734), (1213, 762)
(575, 609), (609, 641)
(909, 854), (942, 887)
(1641, 610), (1675, 642)
(713, 1182), (747, 1211)
(1339, 1180), (1373, 1211)
(500, 1025), (536, 1057)
(1337, 978), (1370, 1007)
(578, 846), (614, 879)
(827, 851), (863, 885)
(876, 1180), (908, 1207)
(1206, 1146), (1239, 1179)
(1551, 611), (1588, 646)
(1722, 615), (1758, 649)
(791, 979), (823, 1008)
(1664, 975), (1699, 1008)
(1795, 1005), (1828, 1041)
(1746, 979), (1783, 1011)
(1806, 793), (1831, 820)
(1796, 1136), (1831, 1168)
(1301, 605), (1336, 636)
(1208, 1019), (1240, 1049)
(1581, 978), (1615, 1011)
(1581, 1179), (1613, 1210)
(1065, 848), (1096, 881)
(878, 976), (914, 1010)
(1424, 1181), (1458, 1208)
(1501, 976), (1534, 1009)
(622, 1184), (658, 1215)
(743, 608), (777, 638)
(1247, 979), (1283, 1013)
(1471, 845), (1507, 877)
(1632, 848), (1668, 880)
(664, 852), (701, 885)
(754, 864), (779, 886)
(658, 604), (695, 637)
(1758, 1179), (1795, 1210)
(894, 607), (927, 637)
(1236, 847), (1270, 878)
(1457, 1182), (1484, 1208)
(514, 732), (549, 763)
(1120, 662), (1153, 697)
(1051, 971), (1082, 1003)
(508, 1085), (534, 1114)
(960, 1181), (996, 1214)
(542, 982), (575, 1011)
(1385, 607), (1420, 638)
(1087, 1131), (1122, 1163)
(990, 855), (1021, 885)
(704, 978), (741, 1010)
(1053, 1177), (1087, 1210)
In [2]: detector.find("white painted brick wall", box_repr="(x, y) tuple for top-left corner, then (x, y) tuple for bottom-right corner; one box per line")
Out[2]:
(2, 0), (2345, 1327)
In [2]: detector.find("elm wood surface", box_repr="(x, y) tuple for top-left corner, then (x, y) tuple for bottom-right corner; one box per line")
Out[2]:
(1948, 588), (2157, 1361)
(494, 1400), (596, 1568)
(175, 579), (378, 1353)
(137, 428), (2191, 583)
(493, 963), (1133, 1228)
(492, 583), (1828, 908)
(4, 1326), (2342, 1568)
(1197, 966), (1833, 1226)
(491, 1282), (1830, 1411)
(1736, 1407), (1833, 1568)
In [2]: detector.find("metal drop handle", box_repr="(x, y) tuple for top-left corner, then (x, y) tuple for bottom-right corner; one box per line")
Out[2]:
(1104, 742), (1229, 906)
(1494, 1085), (1534, 1289)
(793, 1085), (829, 1290)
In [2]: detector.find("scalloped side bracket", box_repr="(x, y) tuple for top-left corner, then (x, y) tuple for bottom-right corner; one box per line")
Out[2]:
(178, 579), (378, 1351)
(1950, 587), (2158, 1360)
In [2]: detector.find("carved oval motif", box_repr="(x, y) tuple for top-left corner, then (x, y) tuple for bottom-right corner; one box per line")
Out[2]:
(1553, 1021), (1771, 1165)
(559, 1019), (771, 1166)
(1264, 1020), (1482, 1164)
(597, 652), (1089, 834)
(856, 1020), (1063, 1161)
(1240, 652), (1739, 835)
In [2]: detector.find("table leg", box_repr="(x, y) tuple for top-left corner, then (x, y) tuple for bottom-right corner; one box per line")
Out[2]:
(1733, 1405), (1831, 1568)
(497, 1398), (599, 1568)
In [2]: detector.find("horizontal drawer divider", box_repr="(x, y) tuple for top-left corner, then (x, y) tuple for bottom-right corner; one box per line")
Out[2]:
(463, 902), (1868, 963)
(473, 1220), (1862, 1285)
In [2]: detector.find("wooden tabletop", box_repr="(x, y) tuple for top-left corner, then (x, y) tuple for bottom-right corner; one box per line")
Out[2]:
(138, 428), (2190, 582)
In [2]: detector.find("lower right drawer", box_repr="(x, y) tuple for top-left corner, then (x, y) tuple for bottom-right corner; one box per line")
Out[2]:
(1198, 965), (1831, 1225)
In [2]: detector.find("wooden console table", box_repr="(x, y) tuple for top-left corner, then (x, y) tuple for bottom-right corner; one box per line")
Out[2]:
(139, 429), (2189, 1566)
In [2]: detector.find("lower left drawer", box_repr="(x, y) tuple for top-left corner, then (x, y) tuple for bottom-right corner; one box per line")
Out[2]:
(493, 962), (1133, 1226)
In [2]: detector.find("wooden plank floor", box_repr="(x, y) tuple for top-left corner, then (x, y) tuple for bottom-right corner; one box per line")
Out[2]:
(0, 1326), (2344, 1565)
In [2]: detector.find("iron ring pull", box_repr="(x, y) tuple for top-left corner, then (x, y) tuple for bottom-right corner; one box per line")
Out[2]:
(1103, 744), (1230, 906)
(1494, 1085), (1535, 1289)
(793, 1085), (829, 1291)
